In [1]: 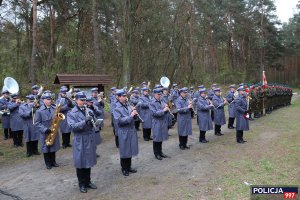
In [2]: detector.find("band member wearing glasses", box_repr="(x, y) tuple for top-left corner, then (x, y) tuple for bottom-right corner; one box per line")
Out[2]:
(149, 89), (170, 160)
(67, 92), (97, 193)
(175, 87), (193, 150)
(113, 89), (138, 176)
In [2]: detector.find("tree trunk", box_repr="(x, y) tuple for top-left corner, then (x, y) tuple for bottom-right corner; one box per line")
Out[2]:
(121, 0), (132, 86)
(92, 0), (102, 73)
(30, 0), (38, 84)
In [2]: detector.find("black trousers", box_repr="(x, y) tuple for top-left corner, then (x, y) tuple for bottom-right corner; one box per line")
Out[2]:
(199, 131), (206, 141)
(236, 130), (244, 142)
(4, 128), (9, 139)
(134, 120), (140, 130)
(8, 128), (13, 138)
(12, 130), (23, 146)
(115, 135), (119, 148)
(62, 132), (71, 146)
(179, 136), (188, 147)
(143, 128), (151, 140)
(214, 124), (221, 134)
(26, 140), (39, 155)
(211, 110), (214, 121)
(43, 152), (56, 167)
(120, 157), (132, 170)
(76, 168), (91, 187)
(228, 117), (235, 128)
(153, 141), (163, 156)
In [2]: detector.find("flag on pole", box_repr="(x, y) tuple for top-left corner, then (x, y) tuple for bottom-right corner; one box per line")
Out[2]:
(262, 70), (267, 88)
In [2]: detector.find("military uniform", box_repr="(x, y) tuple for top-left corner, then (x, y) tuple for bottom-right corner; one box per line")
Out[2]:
(19, 95), (40, 156)
(34, 92), (60, 169)
(149, 89), (170, 160)
(225, 85), (236, 129)
(113, 89), (138, 176)
(139, 87), (152, 141)
(7, 94), (24, 147)
(175, 88), (193, 149)
(235, 87), (249, 143)
(196, 88), (213, 143)
(0, 90), (11, 139)
(67, 92), (97, 193)
(208, 84), (217, 121)
(212, 88), (226, 136)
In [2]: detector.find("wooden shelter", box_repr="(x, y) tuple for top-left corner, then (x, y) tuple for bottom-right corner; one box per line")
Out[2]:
(54, 74), (113, 92)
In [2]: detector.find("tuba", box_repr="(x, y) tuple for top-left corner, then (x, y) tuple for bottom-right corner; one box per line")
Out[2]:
(1, 77), (19, 115)
(45, 98), (65, 146)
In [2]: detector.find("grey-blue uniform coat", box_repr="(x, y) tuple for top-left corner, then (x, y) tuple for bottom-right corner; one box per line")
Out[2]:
(175, 96), (192, 136)
(67, 106), (97, 168)
(91, 97), (105, 120)
(149, 99), (169, 142)
(19, 103), (39, 142)
(197, 97), (213, 131)
(212, 95), (226, 125)
(235, 95), (249, 131)
(139, 94), (152, 129)
(0, 98), (10, 129)
(207, 89), (214, 100)
(7, 102), (23, 131)
(113, 101), (139, 158)
(226, 91), (236, 118)
(170, 89), (179, 104)
(56, 97), (72, 133)
(110, 98), (119, 135)
(91, 105), (102, 145)
(34, 104), (60, 153)
(161, 94), (172, 126)
(130, 95), (141, 113)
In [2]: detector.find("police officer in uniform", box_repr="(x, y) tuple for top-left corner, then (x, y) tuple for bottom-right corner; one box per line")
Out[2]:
(175, 87), (193, 150)
(235, 86), (249, 143)
(226, 85), (236, 129)
(19, 95), (40, 156)
(35, 92), (60, 169)
(67, 92), (97, 193)
(0, 90), (12, 139)
(8, 94), (24, 147)
(56, 87), (74, 148)
(212, 88), (227, 136)
(149, 89), (170, 160)
(196, 88), (214, 143)
(113, 89), (138, 176)
(139, 87), (152, 141)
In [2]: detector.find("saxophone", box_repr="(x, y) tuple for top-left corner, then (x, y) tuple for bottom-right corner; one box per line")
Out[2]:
(45, 99), (65, 146)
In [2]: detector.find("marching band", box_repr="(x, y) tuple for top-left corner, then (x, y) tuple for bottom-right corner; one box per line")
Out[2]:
(0, 76), (293, 193)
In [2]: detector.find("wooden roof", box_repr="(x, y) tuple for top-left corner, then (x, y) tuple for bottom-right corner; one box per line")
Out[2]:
(54, 74), (113, 86)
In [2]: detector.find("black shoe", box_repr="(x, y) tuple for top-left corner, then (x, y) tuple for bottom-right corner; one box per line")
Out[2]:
(155, 155), (163, 160)
(228, 126), (234, 129)
(184, 145), (190, 149)
(148, 137), (153, 140)
(160, 153), (168, 158)
(26, 153), (32, 157)
(179, 145), (185, 150)
(67, 144), (72, 147)
(96, 154), (100, 158)
(46, 165), (52, 170)
(33, 151), (41, 155)
(237, 140), (244, 144)
(19, 143), (24, 147)
(215, 133), (222, 136)
(144, 138), (149, 141)
(80, 185), (87, 193)
(62, 145), (67, 149)
(52, 162), (59, 167)
(219, 132), (224, 135)
(129, 168), (137, 173)
(4, 138), (8, 140)
(86, 182), (97, 189)
(122, 169), (129, 176)
(242, 140), (247, 143)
